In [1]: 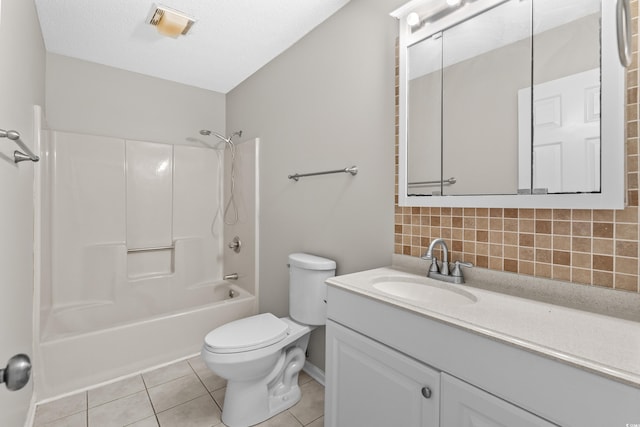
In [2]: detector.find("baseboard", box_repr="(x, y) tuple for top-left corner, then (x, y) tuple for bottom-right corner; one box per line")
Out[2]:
(302, 361), (325, 386)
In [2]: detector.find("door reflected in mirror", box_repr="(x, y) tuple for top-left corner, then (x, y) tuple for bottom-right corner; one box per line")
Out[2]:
(522, 0), (602, 194)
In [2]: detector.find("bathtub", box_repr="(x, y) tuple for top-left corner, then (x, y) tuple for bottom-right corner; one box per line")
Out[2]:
(36, 282), (256, 399)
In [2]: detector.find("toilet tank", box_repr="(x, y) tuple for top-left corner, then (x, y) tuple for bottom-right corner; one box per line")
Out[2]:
(288, 253), (336, 325)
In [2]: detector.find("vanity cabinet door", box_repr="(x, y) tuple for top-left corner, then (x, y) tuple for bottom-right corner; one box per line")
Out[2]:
(325, 320), (439, 427)
(441, 373), (556, 427)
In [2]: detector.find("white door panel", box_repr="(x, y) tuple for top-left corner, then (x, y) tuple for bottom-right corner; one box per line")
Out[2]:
(533, 142), (562, 193)
(519, 68), (600, 193)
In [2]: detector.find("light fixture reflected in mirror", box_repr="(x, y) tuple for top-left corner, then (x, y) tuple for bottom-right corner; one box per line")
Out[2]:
(407, 12), (421, 27)
(148, 4), (195, 38)
(406, 0), (466, 30)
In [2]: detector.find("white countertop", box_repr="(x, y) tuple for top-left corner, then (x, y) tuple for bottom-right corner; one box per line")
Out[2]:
(326, 262), (640, 388)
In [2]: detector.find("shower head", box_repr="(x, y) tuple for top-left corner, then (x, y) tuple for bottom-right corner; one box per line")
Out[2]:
(199, 130), (243, 144)
(200, 129), (229, 143)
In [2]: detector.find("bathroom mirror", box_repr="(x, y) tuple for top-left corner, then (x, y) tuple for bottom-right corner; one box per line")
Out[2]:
(394, 0), (628, 208)
(407, 34), (442, 194)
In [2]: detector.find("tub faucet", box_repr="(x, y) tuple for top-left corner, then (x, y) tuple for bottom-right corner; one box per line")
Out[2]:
(422, 238), (473, 284)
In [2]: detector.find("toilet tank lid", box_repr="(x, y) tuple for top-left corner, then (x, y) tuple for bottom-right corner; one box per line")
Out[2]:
(204, 313), (289, 354)
(289, 253), (336, 270)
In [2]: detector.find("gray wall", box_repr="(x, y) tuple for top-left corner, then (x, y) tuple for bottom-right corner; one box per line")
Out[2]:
(226, 0), (403, 369)
(45, 53), (226, 145)
(0, 0), (45, 423)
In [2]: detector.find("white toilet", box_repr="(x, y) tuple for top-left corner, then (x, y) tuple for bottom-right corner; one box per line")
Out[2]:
(201, 253), (336, 427)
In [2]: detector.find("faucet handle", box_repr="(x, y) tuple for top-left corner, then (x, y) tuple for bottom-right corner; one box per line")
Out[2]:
(451, 260), (473, 278)
(428, 256), (440, 274)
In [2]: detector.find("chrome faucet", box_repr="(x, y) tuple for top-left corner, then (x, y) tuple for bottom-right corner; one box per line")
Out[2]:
(422, 238), (450, 275)
(421, 238), (473, 284)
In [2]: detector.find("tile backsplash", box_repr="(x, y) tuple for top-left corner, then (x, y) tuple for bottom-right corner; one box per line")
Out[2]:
(394, 1), (640, 293)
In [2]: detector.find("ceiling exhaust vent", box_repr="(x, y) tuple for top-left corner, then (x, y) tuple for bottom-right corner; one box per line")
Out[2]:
(148, 5), (195, 38)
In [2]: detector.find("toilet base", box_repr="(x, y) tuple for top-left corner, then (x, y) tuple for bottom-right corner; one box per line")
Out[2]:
(221, 345), (307, 427)
(222, 381), (302, 427)
(268, 383), (302, 417)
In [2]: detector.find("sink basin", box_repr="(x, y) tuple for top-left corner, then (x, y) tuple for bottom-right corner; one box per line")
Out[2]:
(372, 276), (477, 306)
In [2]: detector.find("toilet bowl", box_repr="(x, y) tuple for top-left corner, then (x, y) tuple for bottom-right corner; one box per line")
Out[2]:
(201, 315), (312, 426)
(201, 253), (336, 427)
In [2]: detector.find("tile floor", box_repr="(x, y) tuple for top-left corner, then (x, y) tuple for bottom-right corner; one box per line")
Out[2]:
(33, 356), (324, 427)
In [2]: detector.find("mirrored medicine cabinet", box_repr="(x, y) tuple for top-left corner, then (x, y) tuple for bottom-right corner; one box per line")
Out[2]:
(392, 0), (631, 208)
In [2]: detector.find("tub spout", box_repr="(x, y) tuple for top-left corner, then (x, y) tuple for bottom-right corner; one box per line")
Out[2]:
(224, 273), (238, 280)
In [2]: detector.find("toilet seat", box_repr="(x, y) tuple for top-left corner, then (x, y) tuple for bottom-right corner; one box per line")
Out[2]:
(204, 313), (289, 354)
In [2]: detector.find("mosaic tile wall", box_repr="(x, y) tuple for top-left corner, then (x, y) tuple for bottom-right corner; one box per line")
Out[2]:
(394, 1), (640, 293)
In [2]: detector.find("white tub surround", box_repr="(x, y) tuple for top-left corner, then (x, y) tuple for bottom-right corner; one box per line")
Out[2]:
(325, 255), (640, 426)
(35, 132), (260, 399)
(125, 140), (174, 250)
(40, 132), (227, 339)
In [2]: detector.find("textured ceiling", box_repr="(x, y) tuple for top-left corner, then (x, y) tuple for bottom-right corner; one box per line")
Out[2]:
(35, 0), (351, 94)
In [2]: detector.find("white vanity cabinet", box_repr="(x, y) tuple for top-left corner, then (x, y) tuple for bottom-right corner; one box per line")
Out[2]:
(326, 319), (554, 427)
(326, 320), (440, 427)
(325, 284), (640, 427)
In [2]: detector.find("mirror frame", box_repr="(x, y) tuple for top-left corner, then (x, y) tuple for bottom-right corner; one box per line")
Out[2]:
(392, 0), (626, 209)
